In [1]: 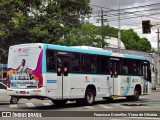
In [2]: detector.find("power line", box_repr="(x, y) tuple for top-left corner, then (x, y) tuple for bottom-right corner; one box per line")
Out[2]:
(106, 7), (160, 17)
(89, 1), (160, 26)
(90, 2), (160, 21)
(105, 2), (160, 13)
(107, 11), (160, 22)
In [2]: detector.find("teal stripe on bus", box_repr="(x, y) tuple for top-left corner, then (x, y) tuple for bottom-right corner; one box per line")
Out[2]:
(123, 77), (132, 96)
(47, 80), (57, 83)
(124, 54), (148, 60)
(47, 44), (112, 56)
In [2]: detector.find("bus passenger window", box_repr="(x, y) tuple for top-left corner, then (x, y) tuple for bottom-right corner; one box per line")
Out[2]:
(72, 53), (80, 72)
(86, 55), (97, 73)
(133, 63), (137, 74)
(90, 56), (96, 73)
(121, 59), (128, 75)
(46, 50), (55, 72)
(81, 55), (86, 72)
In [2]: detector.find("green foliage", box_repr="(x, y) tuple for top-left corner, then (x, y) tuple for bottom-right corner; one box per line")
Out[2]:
(56, 23), (109, 47)
(0, 0), (152, 63)
(0, 0), (91, 63)
(151, 47), (156, 52)
(136, 38), (152, 52)
(121, 29), (151, 51)
(61, 24), (151, 52)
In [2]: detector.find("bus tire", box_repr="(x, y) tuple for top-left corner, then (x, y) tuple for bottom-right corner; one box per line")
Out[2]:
(133, 89), (139, 101)
(84, 89), (95, 106)
(52, 100), (67, 106)
(126, 89), (140, 101)
(10, 96), (19, 104)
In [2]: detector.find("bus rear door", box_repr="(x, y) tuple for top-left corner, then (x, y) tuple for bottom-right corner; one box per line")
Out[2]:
(56, 55), (69, 99)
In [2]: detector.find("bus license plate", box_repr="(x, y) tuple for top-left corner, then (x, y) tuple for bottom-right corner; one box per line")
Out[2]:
(20, 91), (26, 94)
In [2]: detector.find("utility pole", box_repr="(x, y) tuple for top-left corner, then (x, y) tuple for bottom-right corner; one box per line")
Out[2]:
(96, 8), (108, 48)
(158, 29), (160, 50)
(118, 0), (121, 53)
(157, 29), (160, 87)
(101, 8), (105, 48)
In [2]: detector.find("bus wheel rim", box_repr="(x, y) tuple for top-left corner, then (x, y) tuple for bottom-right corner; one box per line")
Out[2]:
(87, 92), (93, 103)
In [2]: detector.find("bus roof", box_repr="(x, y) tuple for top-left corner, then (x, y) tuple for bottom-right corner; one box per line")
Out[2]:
(10, 43), (149, 61)
(47, 44), (148, 61)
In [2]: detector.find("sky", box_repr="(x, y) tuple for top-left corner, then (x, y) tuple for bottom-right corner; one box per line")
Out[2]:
(90, 0), (160, 49)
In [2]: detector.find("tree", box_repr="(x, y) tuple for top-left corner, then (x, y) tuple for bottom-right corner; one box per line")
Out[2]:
(28, 0), (92, 43)
(0, 0), (91, 63)
(56, 23), (109, 47)
(137, 38), (151, 52)
(120, 29), (151, 51)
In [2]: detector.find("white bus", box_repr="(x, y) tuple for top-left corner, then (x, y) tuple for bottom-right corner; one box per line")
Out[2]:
(7, 43), (151, 105)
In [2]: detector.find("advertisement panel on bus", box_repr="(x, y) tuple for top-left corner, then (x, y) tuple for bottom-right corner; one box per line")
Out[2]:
(7, 45), (43, 89)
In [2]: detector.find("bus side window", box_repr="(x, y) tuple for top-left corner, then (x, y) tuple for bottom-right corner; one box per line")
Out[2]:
(133, 63), (137, 74)
(90, 56), (96, 73)
(85, 55), (97, 73)
(72, 53), (81, 72)
(81, 55), (86, 72)
(121, 58), (128, 75)
(46, 49), (55, 72)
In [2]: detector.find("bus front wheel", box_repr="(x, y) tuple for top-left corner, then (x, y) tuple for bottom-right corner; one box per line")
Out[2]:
(84, 89), (95, 106)
(126, 89), (140, 101)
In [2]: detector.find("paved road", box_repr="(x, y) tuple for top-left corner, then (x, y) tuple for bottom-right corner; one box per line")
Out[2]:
(1, 94), (160, 111)
(1, 97), (160, 111)
(0, 88), (160, 120)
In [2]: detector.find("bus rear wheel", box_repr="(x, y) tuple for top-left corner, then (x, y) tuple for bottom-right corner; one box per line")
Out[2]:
(133, 89), (139, 101)
(84, 89), (95, 106)
(10, 96), (19, 104)
(52, 100), (67, 106)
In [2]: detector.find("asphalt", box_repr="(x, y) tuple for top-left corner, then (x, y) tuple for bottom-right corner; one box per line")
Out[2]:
(153, 87), (160, 92)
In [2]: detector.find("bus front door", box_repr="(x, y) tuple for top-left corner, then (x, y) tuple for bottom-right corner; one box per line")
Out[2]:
(56, 56), (69, 99)
(110, 59), (120, 96)
(142, 63), (150, 94)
